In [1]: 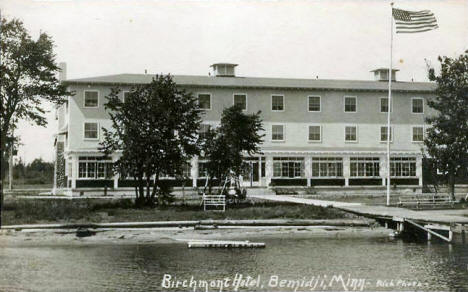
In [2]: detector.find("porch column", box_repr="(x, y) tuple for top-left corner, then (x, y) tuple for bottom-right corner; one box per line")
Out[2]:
(71, 154), (77, 189)
(416, 155), (423, 186)
(265, 155), (273, 186)
(380, 155), (388, 186)
(343, 156), (350, 187)
(191, 156), (198, 187)
(112, 153), (119, 189)
(304, 156), (312, 187)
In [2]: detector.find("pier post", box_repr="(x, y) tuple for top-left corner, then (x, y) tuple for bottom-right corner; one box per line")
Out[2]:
(427, 231), (432, 241)
(448, 230), (453, 242)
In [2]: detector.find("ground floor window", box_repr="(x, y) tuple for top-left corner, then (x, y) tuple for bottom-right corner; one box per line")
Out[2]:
(78, 156), (113, 179)
(350, 157), (380, 177)
(390, 157), (416, 177)
(198, 161), (209, 178)
(311, 157), (343, 177)
(273, 157), (304, 178)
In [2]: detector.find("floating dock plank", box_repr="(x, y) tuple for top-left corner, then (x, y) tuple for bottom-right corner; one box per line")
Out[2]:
(187, 240), (265, 248)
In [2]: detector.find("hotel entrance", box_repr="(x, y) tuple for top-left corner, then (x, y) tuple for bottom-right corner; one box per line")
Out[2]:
(241, 157), (261, 187)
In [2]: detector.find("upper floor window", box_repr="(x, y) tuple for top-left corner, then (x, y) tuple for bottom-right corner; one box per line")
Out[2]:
(84, 91), (99, 108)
(271, 125), (284, 141)
(84, 122), (99, 140)
(233, 94), (247, 110)
(412, 126), (424, 142)
(344, 96), (357, 112)
(271, 95), (284, 111)
(412, 98), (424, 113)
(308, 125), (321, 142)
(198, 93), (211, 110)
(380, 97), (391, 113)
(308, 96), (321, 112)
(380, 126), (392, 142)
(345, 126), (357, 142)
(123, 91), (130, 102)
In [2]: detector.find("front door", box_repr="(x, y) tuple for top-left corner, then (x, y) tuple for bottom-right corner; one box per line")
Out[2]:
(242, 159), (260, 187)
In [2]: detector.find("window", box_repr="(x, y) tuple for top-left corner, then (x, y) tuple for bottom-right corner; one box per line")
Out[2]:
(273, 157), (304, 178)
(412, 98), (424, 113)
(380, 126), (392, 142)
(380, 98), (391, 113)
(123, 91), (130, 102)
(308, 125), (321, 142)
(198, 94), (211, 110)
(272, 95), (284, 111)
(390, 157), (416, 177)
(308, 96), (321, 112)
(84, 91), (99, 108)
(345, 126), (357, 142)
(311, 157), (343, 177)
(198, 161), (209, 177)
(350, 157), (380, 177)
(84, 122), (98, 139)
(233, 94), (247, 110)
(344, 96), (356, 112)
(182, 163), (192, 178)
(271, 125), (284, 141)
(199, 124), (211, 140)
(78, 157), (113, 179)
(412, 126), (424, 142)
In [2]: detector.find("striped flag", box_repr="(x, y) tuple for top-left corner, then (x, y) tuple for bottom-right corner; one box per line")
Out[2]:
(392, 8), (438, 33)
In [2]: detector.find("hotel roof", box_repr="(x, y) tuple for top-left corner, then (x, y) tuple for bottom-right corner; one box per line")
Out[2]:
(64, 74), (436, 93)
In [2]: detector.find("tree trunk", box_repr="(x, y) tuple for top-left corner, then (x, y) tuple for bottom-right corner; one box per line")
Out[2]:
(0, 131), (7, 228)
(448, 172), (456, 201)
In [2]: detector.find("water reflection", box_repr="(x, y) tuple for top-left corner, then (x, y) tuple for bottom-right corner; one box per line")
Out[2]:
(0, 237), (467, 291)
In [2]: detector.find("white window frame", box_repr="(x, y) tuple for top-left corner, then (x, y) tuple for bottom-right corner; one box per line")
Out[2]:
(380, 126), (393, 143)
(233, 93), (248, 111)
(344, 125), (358, 143)
(83, 90), (99, 108)
(197, 92), (212, 110)
(271, 94), (285, 112)
(308, 124), (322, 143)
(343, 96), (357, 113)
(307, 95), (321, 112)
(122, 90), (130, 102)
(271, 124), (285, 142)
(412, 126), (425, 143)
(83, 121), (100, 140)
(380, 97), (393, 113)
(411, 97), (424, 114)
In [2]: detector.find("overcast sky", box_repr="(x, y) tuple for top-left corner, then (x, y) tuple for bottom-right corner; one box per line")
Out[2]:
(1, 0), (467, 163)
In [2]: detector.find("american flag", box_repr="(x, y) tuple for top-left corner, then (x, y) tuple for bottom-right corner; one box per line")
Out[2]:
(392, 8), (438, 33)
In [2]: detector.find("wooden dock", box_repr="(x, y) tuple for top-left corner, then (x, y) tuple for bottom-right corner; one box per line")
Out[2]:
(187, 240), (265, 248)
(250, 194), (468, 243)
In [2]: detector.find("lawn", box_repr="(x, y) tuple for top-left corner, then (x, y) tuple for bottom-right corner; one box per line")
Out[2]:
(2, 197), (352, 225)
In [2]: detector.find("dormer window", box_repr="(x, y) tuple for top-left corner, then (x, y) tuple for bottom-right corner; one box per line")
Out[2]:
(371, 68), (398, 81)
(210, 63), (237, 77)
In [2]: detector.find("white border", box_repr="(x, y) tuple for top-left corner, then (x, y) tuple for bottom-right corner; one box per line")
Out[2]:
(233, 93), (248, 111)
(83, 121), (100, 140)
(271, 94), (285, 112)
(307, 95), (321, 112)
(271, 124), (285, 142)
(83, 90), (99, 108)
(411, 97), (424, 114)
(379, 125), (393, 143)
(379, 97), (393, 113)
(411, 125), (425, 143)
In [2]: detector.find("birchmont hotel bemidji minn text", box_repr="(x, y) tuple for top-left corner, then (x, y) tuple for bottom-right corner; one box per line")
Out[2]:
(53, 62), (468, 196)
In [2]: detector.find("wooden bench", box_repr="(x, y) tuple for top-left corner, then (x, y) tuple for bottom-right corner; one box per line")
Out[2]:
(202, 194), (226, 212)
(398, 194), (454, 209)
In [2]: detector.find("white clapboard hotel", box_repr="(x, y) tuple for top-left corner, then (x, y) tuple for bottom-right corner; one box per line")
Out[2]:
(54, 63), (438, 196)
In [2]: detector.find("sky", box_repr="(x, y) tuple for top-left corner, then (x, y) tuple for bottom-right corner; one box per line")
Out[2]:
(1, 0), (467, 163)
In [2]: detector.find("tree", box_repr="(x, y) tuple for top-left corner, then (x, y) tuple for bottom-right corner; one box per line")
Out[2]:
(0, 17), (69, 226)
(100, 74), (202, 207)
(202, 105), (264, 192)
(424, 51), (468, 200)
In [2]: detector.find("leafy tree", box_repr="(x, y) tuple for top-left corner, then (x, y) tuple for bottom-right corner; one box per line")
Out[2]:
(425, 51), (468, 200)
(202, 105), (264, 193)
(100, 75), (202, 207)
(0, 17), (69, 226)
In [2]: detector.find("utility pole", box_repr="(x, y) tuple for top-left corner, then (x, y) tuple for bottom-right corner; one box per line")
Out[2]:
(8, 140), (13, 190)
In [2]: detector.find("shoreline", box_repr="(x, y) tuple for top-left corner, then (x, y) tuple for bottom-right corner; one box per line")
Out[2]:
(0, 222), (392, 247)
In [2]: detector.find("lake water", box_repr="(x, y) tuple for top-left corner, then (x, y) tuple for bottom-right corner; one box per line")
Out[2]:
(1, 237), (468, 291)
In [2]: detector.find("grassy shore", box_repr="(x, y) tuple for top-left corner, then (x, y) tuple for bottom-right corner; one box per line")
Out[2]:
(2, 198), (353, 226)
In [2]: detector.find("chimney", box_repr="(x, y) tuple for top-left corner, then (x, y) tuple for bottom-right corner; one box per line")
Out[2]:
(210, 63), (238, 77)
(59, 62), (67, 81)
(370, 68), (399, 82)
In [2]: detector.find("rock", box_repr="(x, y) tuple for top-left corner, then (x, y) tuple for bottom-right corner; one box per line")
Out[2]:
(76, 227), (96, 237)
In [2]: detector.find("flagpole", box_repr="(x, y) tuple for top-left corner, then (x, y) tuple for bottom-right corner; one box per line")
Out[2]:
(386, 2), (394, 206)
